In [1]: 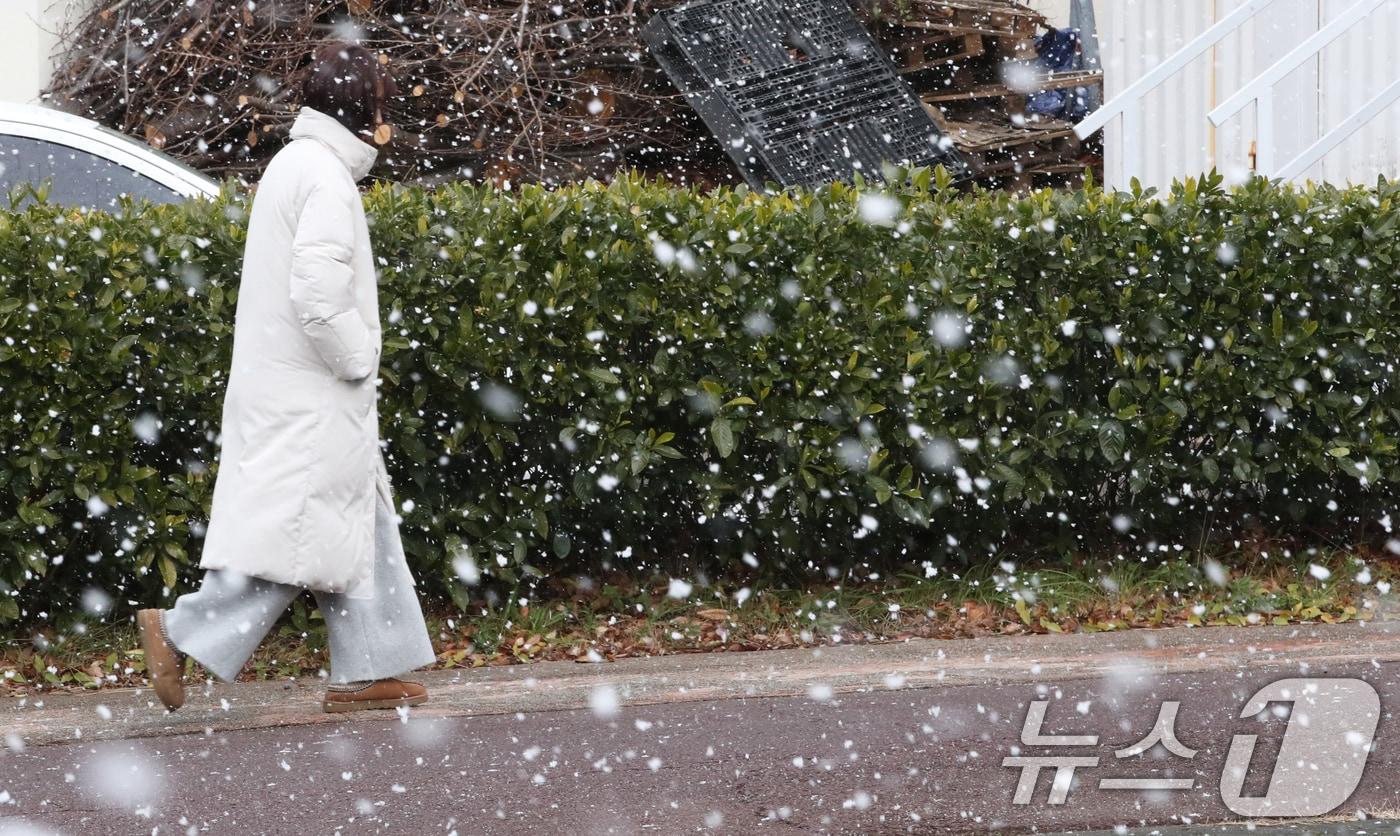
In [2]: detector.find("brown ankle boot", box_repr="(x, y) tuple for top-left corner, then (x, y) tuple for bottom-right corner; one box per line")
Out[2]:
(136, 609), (185, 711)
(323, 678), (428, 713)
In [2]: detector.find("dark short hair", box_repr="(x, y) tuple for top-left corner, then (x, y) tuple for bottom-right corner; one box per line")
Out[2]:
(301, 42), (399, 135)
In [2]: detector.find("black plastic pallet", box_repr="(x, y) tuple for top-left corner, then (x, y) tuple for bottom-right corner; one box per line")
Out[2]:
(643, 0), (968, 189)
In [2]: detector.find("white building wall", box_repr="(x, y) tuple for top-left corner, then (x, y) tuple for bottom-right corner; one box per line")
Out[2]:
(1026, 0), (1074, 25)
(1319, 0), (1400, 182)
(0, 0), (84, 104)
(1096, 0), (1400, 189)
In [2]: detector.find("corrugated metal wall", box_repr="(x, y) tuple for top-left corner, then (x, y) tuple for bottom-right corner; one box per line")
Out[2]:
(1096, 0), (1400, 189)
(1319, 0), (1400, 182)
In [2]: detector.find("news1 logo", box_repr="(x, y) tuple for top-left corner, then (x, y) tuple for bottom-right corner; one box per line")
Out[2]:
(1004, 678), (1379, 816)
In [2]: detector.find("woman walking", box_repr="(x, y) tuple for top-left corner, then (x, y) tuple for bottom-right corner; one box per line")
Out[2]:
(137, 42), (436, 713)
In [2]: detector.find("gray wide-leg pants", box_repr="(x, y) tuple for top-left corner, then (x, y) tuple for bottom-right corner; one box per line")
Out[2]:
(163, 489), (437, 684)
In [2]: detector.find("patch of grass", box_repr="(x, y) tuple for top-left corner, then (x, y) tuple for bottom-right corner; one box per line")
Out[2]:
(2, 551), (1390, 693)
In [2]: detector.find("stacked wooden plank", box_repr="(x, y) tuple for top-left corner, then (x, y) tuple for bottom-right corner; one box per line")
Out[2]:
(860, 0), (1102, 188)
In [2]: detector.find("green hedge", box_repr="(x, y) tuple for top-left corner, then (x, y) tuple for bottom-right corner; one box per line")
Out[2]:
(2, 171), (1398, 624)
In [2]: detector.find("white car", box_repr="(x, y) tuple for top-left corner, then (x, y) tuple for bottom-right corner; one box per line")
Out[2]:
(0, 102), (220, 209)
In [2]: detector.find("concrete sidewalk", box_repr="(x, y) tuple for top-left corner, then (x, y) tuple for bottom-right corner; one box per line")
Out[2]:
(6, 620), (1398, 747)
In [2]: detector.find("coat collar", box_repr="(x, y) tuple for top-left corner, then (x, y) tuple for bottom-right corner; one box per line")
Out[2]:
(289, 107), (378, 182)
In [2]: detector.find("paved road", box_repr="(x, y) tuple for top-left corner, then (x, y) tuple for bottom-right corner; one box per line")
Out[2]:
(1068, 825), (1400, 836)
(4, 625), (1400, 834)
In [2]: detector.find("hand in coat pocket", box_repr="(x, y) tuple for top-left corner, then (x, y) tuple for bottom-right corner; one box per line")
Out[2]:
(299, 309), (375, 381)
(288, 180), (376, 381)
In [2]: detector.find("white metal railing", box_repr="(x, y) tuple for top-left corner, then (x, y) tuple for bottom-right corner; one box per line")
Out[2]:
(1277, 76), (1400, 177)
(1072, 0), (1281, 186)
(1207, 0), (1388, 175)
(1074, 0), (1399, 186)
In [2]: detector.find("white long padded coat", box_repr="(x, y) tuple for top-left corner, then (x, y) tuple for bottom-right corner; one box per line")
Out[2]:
(199, 107), (390, 598)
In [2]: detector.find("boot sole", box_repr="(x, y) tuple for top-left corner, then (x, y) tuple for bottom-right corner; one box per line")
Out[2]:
(323, 693), (429, 713)
(136, 609), (185, 711)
